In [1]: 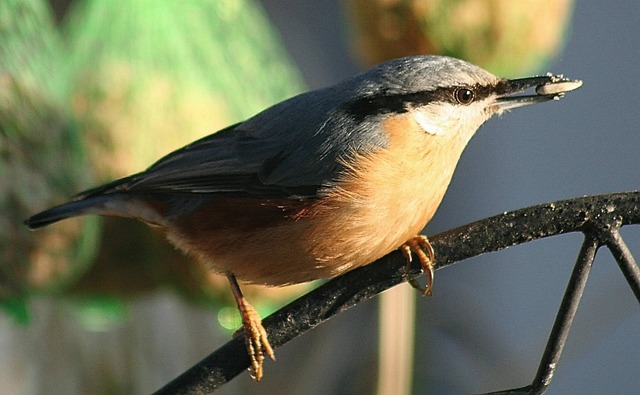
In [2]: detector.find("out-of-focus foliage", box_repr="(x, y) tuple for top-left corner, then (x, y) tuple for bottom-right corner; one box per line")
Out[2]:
(0, 0), (98, 317)
(61, 0), (304, 179)
(348, 0), (574, 76)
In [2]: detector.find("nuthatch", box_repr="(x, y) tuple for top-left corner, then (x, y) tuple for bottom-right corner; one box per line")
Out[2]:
(26, 55), (582, 380)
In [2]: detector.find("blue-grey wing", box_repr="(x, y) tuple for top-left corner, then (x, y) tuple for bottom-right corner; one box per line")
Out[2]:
(96, 86), (389, 199)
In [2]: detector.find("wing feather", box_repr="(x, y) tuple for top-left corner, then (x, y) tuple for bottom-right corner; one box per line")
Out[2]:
(81, 79), (390, 200)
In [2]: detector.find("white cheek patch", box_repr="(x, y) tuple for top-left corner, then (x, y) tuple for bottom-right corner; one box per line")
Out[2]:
(412, 100), (491, 139)
(412, 108), (449, 136)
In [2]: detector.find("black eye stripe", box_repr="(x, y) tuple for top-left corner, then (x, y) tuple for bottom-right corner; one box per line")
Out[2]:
(343, 83), (495, 120)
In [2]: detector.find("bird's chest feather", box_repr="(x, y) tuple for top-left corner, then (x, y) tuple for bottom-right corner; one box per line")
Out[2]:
(303, 114), (461, 273)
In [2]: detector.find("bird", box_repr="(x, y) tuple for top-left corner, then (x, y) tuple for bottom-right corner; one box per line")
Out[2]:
(25, 55), (582, 381)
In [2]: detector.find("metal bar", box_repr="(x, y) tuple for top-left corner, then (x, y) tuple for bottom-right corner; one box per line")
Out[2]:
(483, 235), (599, 395)
(529, 235), (599, 394)
(603, 228), (640, 303)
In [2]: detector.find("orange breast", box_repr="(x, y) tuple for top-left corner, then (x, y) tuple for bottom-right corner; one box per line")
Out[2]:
(166, 113), (467, 286)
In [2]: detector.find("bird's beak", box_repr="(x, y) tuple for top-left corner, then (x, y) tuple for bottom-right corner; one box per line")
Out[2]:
(494, 75), (583, 113)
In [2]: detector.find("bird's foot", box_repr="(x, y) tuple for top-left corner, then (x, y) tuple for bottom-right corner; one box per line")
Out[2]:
(227, 273), (275, 381)
(401, 235), (435, 296)
(235, 300), (275, 381)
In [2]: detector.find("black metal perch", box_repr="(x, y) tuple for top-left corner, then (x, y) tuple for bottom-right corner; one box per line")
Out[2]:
(154, 191), (640, 395)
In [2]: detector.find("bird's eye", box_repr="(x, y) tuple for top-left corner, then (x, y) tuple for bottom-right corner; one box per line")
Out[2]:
(454, 88), (475, 105)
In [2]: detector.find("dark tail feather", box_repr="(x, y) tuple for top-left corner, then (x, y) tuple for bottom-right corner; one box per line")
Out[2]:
(25, 195), (111, 230)
(25, 173), (140, 230)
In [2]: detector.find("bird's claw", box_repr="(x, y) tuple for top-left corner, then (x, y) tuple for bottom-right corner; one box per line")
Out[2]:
(401, 235), (435, 296)
(235, 301), (275, 381)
